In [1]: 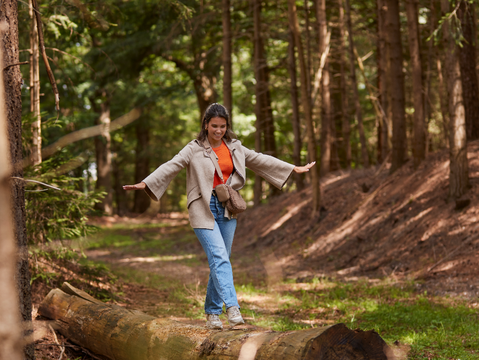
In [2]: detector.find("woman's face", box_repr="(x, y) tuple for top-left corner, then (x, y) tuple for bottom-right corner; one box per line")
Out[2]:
(206, 116), (227, 144)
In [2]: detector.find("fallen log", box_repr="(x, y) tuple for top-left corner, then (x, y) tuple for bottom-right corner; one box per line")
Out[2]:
(39, 283), (390, 360)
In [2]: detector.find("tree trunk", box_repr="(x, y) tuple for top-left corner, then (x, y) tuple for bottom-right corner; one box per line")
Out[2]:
(345, 0), (369, 168)
(441, 0), (469, 199)
(252, 0), (263, 206)
(1, 2), (35, 358)
(112, 149), (128, 216)
(377, 0), (390, 162)
(29, 0), (41, 166)
(39, 283), (390, 360)
(405, 0), (426, 168)
(288, 0), (321, 216)
(423, 0), (435, 154)
(222, 0), (233, 125)
(431, 0), (449, 148)
(252, 0), (279, 200)
(317, 0), (333, 175)
(304, 0), (312, 99)
(194, 74), (217, 120)
(133, 117), (151, 213)
(94, 96), (113, 215)
(287, 32), (305, 190)
(386, 0), (407, 173)
(458, 0), (479, 141)
(338, 0), (351, 168)
(0, 27), (23, 360)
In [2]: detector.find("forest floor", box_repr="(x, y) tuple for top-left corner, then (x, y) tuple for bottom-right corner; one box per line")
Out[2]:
(32, 141), (479, 360)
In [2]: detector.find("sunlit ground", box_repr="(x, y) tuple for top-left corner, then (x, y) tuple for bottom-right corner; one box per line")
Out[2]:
(80, 223), (479, 360)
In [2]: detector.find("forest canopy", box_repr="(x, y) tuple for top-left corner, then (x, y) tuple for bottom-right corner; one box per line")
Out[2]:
(17, 0), (478, 214)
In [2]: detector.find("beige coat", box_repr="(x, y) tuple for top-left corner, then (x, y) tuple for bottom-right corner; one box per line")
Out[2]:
(142, 138), (295, 229)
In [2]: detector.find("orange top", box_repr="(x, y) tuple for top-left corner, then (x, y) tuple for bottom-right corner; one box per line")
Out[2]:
(212, 141), (234, 189)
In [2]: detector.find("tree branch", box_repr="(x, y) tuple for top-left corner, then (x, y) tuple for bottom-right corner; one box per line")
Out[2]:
(32, 0), (60, 112)
(22, 108), (142, 168)
(3, 61), (29, 71)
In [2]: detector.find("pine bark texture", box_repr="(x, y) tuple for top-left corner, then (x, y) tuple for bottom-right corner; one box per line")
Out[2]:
(287, 0), (320, 215)
(39, 283), (390, 360)
(287, 32), (305, 190)
(222, 0), (233, 124)
(1, 2), (34, 358)
(0, 24), (23, 360)
(386, 0), (407, 173)
(94, 98), (113, 215)
(441, 0), (469, 199)
(405, 0), (426, 168)
(345, 0), (369, 168)
(457, 0), (479, 141)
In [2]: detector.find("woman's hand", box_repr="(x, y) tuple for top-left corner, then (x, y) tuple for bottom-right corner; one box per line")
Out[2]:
(123, 182), (146, 191)
(293, 161), (316, 174)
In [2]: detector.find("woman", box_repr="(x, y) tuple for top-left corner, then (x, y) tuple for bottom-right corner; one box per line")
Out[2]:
(124, 103), (315, 330)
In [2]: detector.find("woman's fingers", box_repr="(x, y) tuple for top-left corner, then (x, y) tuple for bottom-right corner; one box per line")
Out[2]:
(122, 182), (146, 191)
(294, 161), (316, 173)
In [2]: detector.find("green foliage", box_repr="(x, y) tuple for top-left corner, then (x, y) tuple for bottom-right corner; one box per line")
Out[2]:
(24, 154), (103, 244)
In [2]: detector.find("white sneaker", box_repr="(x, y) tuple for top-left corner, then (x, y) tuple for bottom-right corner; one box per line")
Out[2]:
(226, 306), (245, 327)
(205, 314), (223, 330)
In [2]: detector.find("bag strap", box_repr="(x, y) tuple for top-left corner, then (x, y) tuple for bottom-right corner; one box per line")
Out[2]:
(206, 141), (225, 184)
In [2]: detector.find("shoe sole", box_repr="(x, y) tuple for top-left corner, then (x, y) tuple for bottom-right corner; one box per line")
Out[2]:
(228, 318), (245, 327)
(205, 324), (223, 330)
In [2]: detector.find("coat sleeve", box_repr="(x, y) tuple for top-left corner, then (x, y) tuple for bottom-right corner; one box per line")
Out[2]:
(142, 142), (194, 201)
(242, 146), (295, 189)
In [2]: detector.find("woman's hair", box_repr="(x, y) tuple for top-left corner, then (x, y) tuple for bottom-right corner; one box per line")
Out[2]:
(197, 103), (236, 143)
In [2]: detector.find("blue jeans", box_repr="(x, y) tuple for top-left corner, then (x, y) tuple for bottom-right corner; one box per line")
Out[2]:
(194, 195), (239, 314)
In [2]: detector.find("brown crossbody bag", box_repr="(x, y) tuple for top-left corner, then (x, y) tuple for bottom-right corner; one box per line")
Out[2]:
(207, 147), (247, 214)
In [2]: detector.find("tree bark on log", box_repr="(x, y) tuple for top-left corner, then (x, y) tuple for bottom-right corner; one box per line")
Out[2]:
(39, 283), (389, 360)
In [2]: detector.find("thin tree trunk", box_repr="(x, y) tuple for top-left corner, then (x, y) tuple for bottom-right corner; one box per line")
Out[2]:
(1, 2), (34, 358)
(386, 0), (407, 173)
(29, 0), (41, 166)
(287, 32), (305, 190)
(94, 96), (113, 215)
(458, 0), (479, 140)
(317, 0), (333, 175)
(377, 0), (390, 161)
(222, 0), (233, 124)
(441, 0), (468, 199)
(376, 37), (383, 164)
(431, 0), (449, 148)
(304, 0), (312, 98)
(252, 0), (279, 199)
(252, 0), (263, 206)
(288, 0), (321, 216)
(405, 0), (426, 168)
(345, 0), (369, 168)
(112, 144), (128, 216)
(338, 0), (351, 168)
(133, 117), (150, 213)
(424, 0), (435, 154)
